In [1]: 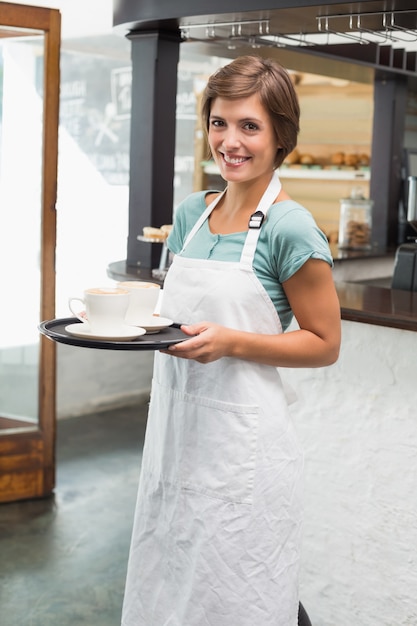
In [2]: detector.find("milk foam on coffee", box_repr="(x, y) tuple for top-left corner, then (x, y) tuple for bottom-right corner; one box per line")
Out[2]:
(118, 282), (159, 289)
(86, 287), (129, 295)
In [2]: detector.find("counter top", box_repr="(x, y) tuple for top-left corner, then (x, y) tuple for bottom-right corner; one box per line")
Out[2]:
(329, 244), (395, 262)
(336, 281), (417, 332)
(108, 260), (417, 332)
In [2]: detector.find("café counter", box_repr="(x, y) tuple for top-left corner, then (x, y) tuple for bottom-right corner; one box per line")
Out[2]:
(282, 252), (417, 626)
(284, 283), (417, 626)
(336, 282), (417, 333)
(109, 247), (417, 332)
(329, 244), (417, 332)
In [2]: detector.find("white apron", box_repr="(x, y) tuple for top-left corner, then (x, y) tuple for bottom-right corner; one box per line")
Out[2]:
(122, 173), (304, 626)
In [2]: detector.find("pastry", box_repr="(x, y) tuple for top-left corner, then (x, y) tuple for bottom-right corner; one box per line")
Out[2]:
(344, 153), (359, 167)
(284, 149), (300, 165)
(299, 153), (314, 165)
(142, 227), (168, 241)
(160, 224), (173, 237)
(358, 153), (370, 166)
(331, 152), (345, 166)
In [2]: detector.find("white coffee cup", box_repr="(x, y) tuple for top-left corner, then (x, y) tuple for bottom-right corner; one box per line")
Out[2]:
(68, 287), (130, 334)
(118, 281), (160, 325)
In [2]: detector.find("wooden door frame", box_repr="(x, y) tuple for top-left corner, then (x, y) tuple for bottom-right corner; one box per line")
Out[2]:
(0, 3), (60, 502)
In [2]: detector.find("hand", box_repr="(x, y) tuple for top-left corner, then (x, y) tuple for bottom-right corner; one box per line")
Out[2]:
(162, 321), (232, 363)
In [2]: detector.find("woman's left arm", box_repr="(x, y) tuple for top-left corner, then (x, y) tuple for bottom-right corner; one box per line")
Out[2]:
(273, 258), (341, 367)
(166, 259), (341, 367)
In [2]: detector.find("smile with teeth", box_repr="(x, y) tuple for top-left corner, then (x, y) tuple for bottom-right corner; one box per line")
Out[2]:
(222, 153), (250, 165)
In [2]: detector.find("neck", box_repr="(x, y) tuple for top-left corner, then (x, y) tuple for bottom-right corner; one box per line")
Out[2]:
(209, 172), (277, 235)
(223, 172), (275, 212)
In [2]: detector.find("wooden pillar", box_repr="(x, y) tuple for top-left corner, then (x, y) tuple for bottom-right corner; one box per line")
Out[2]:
(126, 29), (180, 269)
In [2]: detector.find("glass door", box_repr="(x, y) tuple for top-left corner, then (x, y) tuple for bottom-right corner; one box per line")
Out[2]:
(0, 3), (60, 502)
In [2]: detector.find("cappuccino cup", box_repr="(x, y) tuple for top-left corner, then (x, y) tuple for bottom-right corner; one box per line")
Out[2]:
(68, 287), (130, 334)
(118, 281), (160, 325)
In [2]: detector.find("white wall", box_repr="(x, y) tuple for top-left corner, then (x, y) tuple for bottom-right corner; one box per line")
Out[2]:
(284, 320), (417, 626)
(56, 344), (153, 419)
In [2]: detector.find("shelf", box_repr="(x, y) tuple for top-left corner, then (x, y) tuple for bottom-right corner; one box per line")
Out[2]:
(202, 162), (370, 181)
(137, 235), (168, 244)
(279, 167), (370, 181)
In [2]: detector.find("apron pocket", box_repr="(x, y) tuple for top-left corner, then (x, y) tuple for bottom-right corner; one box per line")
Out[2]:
(150, 381), (259, 505)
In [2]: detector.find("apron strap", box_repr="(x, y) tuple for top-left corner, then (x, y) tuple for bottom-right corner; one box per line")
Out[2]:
(179, 189), (226, 254)
(180, 171), (282, 265)
(239, 171), (282, 268)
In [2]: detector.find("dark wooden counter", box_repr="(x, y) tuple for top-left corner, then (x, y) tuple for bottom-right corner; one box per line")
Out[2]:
(337, 281), (417, 332)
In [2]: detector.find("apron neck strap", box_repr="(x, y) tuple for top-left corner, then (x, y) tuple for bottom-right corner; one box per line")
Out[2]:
(180, 171), (282, 263)
(240, 171), (282, 267)
(179, 188), (226, 254)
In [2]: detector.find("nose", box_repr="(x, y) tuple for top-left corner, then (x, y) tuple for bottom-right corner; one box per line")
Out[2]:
(221, 126), (241, 150)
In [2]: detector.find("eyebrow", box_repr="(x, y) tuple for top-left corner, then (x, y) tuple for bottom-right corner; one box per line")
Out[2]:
(209, 115), (263, 124)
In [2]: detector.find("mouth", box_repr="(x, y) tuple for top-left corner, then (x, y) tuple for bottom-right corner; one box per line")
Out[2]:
(220, 152), (250, 166)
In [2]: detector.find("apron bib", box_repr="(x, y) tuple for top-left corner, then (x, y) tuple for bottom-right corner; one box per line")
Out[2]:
(122, 173), (304, 626)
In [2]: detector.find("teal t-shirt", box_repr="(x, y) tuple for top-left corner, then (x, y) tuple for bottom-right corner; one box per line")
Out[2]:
(167, 191), (333, 331)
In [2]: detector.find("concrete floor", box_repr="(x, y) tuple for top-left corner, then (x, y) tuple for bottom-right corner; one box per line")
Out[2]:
(0, 403), (147, 626)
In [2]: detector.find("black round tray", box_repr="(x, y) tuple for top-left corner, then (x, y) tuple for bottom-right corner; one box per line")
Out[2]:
(39, 317), (188, 351)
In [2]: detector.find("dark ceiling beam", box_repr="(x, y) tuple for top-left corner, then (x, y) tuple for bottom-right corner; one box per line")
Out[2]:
(113, 0), (353, 30)
(113, 0), (417, 33)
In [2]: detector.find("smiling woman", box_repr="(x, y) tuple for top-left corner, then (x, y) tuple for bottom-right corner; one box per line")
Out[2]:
(122, 55), (341, 626)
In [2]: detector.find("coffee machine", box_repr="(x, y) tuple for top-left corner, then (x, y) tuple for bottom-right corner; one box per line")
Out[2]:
(392, 160), (417, 291)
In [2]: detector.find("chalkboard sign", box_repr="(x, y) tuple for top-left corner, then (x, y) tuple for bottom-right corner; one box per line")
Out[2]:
(58, 50), (219, 202)
(60, 51), (131, 185)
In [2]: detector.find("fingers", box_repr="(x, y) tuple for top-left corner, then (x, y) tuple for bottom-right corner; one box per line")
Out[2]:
(180, 322), (208, 336)
(168, 333), (202, 356)
(163, 324), (216, 362)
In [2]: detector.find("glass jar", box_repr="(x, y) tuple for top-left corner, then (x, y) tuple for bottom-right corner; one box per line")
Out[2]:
(338, 188), (373, 250)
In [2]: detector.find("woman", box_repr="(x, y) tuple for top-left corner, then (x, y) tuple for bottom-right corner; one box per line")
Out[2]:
(122, 56), (341, 626)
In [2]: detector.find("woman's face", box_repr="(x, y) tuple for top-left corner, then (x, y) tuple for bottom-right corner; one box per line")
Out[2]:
(208, 93), (279, 185)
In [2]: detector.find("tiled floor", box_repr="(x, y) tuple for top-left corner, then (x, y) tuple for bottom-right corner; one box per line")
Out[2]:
(0, 403), (148, 626)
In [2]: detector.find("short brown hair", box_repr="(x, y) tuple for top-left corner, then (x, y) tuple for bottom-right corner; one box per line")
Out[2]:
(201, 55), (300, 168)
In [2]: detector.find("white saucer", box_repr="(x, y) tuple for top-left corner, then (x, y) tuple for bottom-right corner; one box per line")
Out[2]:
(125, 315), (173, 334)
(65, 323), (146, 341)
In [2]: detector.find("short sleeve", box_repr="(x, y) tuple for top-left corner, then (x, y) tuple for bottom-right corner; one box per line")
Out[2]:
(167, 192), (207, 254)
(166, 208), (185, 254)
(269, 205), (333, 283)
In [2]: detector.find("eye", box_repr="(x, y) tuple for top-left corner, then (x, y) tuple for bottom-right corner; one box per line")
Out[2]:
(209, 118), (224, 128)
(243, 121), (259, 131)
